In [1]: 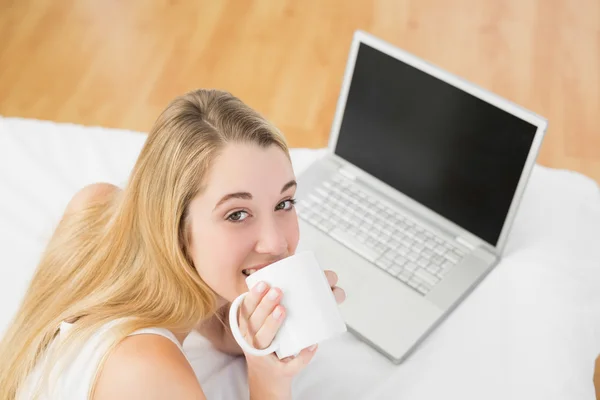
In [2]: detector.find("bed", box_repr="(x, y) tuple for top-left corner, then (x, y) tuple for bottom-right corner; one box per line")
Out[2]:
(1, 116), (599, 399)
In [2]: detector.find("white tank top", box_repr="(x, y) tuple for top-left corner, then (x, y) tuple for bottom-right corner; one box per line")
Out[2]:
(18, 320), (189, 399)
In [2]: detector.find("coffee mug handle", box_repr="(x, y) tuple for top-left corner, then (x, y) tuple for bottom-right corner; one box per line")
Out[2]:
(228, 292), (280, 356)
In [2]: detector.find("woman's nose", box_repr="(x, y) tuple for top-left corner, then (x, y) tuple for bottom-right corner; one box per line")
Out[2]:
(255, 218), (288, 255)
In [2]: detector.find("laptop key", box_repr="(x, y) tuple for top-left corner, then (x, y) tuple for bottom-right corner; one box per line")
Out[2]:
(329, 228), (381, 262)
(431, 254), (445, 265)
(322, 220), (335, 232)
(413, 243), (425, 252)
(438, 267), (452, 278)
(316, 221), (329, 231)
(401, 238), (412, 247)
(388, 264), (404, 275)
(309, 194), (323, 203)
(350, 215), (361, 225)
(415, 269), (439, 286)
(427, 265), (440, 275)
(395, 256), (407, 266)
(374, 243), (387, 253)
(425, 239), (437, 248)
(357, 232), (369, 242)
(376, 258), (393, 269)
(315, 187), (328, 197)
(363, 215), (375, 225)
(417, 258), (429, 268)
(441, 260), (453, 269)
(308, 215), (321, 225)
(405, 262), (417, 272)
(444, 252), (460, 263)
(407, 251), (419, 262)
(421, 248), (434, 258)
(408, 279), (420, 290)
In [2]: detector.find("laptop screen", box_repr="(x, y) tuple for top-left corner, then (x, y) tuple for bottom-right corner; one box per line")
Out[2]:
(334, 43), (538, 246)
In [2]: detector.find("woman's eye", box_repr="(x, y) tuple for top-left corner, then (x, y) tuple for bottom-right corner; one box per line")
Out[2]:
(227, 210), (249, 222)
(276, 198), (297, 211)
(228, 199), (296, 222)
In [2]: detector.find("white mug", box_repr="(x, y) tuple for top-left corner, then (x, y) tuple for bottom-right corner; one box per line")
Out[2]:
(228, 251), (347, 359)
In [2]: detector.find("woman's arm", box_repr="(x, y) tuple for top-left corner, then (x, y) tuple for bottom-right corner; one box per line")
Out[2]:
(94, 334), (206, 399)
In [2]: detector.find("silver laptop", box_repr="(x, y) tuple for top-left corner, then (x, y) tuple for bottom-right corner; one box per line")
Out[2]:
(294, 30), (547, 364)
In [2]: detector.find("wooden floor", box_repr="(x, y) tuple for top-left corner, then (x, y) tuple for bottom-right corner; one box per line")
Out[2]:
(0, 0), (598, 183)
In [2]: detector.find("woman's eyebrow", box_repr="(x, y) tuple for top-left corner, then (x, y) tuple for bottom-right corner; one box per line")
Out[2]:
(280, 179), (297, 194)
(213, 180), (297, 210)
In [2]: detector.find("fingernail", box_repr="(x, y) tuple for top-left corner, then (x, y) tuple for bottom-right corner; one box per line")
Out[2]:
(267, 288), (278, 300)
(253, 281), (266, 293)
(308, 344), (318, 352)
(272, 306), (282, 320)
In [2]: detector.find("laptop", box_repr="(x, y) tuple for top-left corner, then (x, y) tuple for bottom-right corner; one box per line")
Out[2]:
(294, 30), (547, 364)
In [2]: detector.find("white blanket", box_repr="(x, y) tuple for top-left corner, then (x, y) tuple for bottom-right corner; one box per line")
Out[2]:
(1, 117), (599, 399)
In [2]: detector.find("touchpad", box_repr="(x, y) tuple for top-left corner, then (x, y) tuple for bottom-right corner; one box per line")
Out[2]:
(348, 267), (443, 360)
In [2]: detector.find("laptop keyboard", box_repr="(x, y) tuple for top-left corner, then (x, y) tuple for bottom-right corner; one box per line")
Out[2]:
(296, 173), (466, 296)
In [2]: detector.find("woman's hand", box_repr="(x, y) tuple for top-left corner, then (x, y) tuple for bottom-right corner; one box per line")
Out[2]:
(197, 270), (346, 358)
(238, 270), (346, 399)
(239, 281), (311, 399)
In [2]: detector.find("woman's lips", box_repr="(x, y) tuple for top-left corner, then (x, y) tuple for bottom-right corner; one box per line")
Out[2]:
(242, 260), (280, 276)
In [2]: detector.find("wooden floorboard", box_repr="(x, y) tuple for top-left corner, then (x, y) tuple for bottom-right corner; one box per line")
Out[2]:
(0, 0), (598, 183)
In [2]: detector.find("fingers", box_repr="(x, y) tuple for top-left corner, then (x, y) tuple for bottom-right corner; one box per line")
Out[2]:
(241, 281), (269, 320)
(325, 270), (345, 304)
(282, 344), (319, 374)
(247, 287), (282, 336)
(239, 272), (343, 357)
(240, 282), (286, 350)
(253, 304), (286, 349)
(332, 286), (346, 304)
(325, 270), (338, 287)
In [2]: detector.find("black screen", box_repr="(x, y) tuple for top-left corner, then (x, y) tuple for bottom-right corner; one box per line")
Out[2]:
(335, 43), (538, 246)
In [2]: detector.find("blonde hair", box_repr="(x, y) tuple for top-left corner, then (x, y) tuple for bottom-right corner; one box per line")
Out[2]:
(0, 89), (290, 399)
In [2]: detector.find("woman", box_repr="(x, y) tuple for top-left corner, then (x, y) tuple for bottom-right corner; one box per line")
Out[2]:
(0, 89), (346, 399)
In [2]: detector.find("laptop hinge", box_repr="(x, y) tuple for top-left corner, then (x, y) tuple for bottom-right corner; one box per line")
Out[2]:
(338, 167), (357, 181)
(456, 236), (476, 250)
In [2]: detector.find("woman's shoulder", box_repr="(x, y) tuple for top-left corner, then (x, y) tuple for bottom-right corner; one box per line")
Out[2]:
(93, 333), (206, 400)
(65, 182), (121, 216)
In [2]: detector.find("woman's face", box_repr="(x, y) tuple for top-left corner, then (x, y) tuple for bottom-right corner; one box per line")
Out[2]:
(187, 142), (299, 305)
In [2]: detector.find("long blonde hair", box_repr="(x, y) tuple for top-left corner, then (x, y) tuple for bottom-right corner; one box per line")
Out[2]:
(0, 89), (289, 399)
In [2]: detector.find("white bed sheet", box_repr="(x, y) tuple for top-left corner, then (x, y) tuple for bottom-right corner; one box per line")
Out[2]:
(0, 116), (599, 400)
